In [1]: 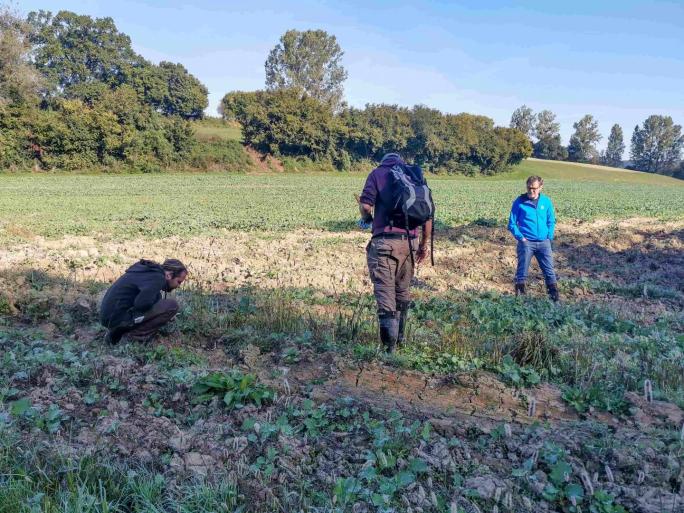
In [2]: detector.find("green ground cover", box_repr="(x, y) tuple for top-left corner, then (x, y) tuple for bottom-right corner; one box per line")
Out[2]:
(0, 161), (683, 512)
(0, 171), (681, 242)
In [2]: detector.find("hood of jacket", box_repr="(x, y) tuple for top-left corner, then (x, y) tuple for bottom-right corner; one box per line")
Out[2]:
(379, 153), (405, 168)
(125, 259), (164, 274)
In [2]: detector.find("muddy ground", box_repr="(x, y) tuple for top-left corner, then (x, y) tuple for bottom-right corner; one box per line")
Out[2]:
(1, 219), (683, 512)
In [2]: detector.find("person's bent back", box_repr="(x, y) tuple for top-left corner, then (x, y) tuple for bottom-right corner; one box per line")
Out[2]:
(100, 258), (187, 344)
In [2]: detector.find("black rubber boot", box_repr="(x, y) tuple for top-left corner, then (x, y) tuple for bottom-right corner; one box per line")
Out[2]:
(378, 311), (399, 353)
(103, 319), (136, 345)
(104, 326), (127, 345)
(547, 283), (560, 303)
(396, 300), (410, 346)
(515, 282), (526, 296)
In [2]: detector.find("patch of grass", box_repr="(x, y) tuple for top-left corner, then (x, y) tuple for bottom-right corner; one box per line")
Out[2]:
(189, 139), (254, 172)
(193, 118), (242, 142)
(0, 431), (243, 512)
(562, 277), (683, 302)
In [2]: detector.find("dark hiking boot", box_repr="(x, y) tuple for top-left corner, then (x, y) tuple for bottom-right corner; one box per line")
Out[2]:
(378, 311), (399, 353)
(515, 282), (526, 296)
(397, 300), (410, 345)
(104, 327), (126, 345)
(547, 283), (560, 302)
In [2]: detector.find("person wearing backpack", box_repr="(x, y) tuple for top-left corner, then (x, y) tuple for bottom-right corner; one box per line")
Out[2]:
(358, 153), (434, 353)
(507, 175), (559, 302)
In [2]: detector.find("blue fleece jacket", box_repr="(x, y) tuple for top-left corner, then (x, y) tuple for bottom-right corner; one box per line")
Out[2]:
(508, 193), (556, 241)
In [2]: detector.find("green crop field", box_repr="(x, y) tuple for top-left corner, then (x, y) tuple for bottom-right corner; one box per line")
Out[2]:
(1, 164), (683, 513)
(0, 167), (681, 242)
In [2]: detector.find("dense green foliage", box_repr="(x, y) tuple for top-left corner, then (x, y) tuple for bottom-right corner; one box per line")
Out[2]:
(629, 115), (683, 175)
(0, 166), (681, 242)
(0, 9), (209, 171)
(265, 29), (347, 112)
(221, 90), (532, 174)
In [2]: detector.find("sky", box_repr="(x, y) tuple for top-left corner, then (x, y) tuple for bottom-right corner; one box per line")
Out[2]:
(17, 0), (684, 149)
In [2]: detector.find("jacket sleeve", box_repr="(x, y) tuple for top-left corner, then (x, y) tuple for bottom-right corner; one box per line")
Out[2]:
(359, 171), (377, 206)
(508, 199), (524, 241)
(132, 275), (164, 314)
(547, 199), (556, 240)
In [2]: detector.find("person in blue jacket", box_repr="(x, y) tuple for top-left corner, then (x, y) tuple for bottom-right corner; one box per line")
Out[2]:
(507, 175), (559, 301)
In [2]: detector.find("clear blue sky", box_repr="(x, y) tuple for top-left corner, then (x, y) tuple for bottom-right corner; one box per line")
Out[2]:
(18, 0), (684, 149)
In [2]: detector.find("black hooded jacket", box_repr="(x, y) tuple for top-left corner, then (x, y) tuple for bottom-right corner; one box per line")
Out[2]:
(100, 260), (166, 328)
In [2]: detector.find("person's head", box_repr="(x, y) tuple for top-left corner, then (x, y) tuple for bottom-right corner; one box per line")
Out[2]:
(162, 258), (188, 291)
(526, 176), (543, 200)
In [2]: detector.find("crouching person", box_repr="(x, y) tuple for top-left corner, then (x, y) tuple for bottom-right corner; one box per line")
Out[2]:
(359, 153), (433, 353)
(507, 176), (559, 301)
(100, 259), (188, 343)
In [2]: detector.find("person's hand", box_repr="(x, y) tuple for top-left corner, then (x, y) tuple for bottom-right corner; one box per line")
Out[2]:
(416, 245), (427, 264)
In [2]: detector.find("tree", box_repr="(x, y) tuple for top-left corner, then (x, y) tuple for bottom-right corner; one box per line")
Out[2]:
(27, 10), (144, 92)
(143, 62), (208, 119)
(265, 29), (347, 111)
(27, 10), (207, 119)
(533, 110), (567, 160)
(602, 124), (624, 167)
(407, 105), (446, 166)
(533, 135), (567, 161)
(534, 110), (560, 141)
(0, 6), (43, 107)
(630, 115), (683, 174)
(509, 105), (535, 138)
(219, 90), (260, 121)
(231, 89), (343, 162)
(674, 161), (684, 180)
(567, 114), (601, 163)
(342, 104), (413, 161)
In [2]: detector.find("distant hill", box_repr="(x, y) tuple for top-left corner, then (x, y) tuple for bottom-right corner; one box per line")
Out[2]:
(498, 158), (683, 185)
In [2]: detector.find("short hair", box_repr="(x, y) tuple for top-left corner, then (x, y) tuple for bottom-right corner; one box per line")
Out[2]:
(162, 258), (187, 277)
(526, 175), (543, 186)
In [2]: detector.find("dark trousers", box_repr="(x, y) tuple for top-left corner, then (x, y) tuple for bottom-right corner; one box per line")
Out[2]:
(126, 299), (179, 340)
(366, 237), (417, 313)
(515, 239), (557, 285)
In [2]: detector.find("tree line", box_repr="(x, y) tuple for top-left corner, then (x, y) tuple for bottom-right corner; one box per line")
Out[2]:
(2, 6), (680, 177)
(220, 29), (530, 174)
(510, 105), (684, 178)
(220, 88), (531, 174)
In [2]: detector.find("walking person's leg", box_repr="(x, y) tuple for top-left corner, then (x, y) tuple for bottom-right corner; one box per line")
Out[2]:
(395, 239), (416, 346)
(515, 240), (533, 295)
(534, 240), (559, 301)
(367, 239), (400, 352)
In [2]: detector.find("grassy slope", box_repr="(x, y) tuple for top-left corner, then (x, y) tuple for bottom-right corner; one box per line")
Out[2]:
(193, 118), (242, 143)
(504, 158), (683, 184)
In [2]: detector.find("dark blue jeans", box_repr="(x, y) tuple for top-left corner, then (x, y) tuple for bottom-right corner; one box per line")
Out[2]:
(516, 239), (557, 285)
